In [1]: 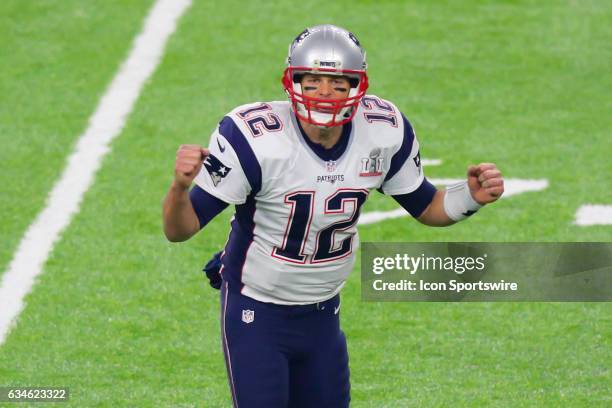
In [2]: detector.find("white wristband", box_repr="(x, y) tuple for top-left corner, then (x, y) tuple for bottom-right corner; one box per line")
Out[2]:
(443, 181), (483, 221)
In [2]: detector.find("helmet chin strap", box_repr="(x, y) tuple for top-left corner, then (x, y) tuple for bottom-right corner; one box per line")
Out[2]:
(296, 104), (353, 128)
(292, 82), (356, 127)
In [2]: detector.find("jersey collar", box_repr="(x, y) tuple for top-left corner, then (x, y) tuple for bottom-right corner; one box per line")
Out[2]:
(294, 115), (353, 162)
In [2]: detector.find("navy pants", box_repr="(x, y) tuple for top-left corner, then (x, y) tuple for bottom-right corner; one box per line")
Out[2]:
(220, 282), (350, 407)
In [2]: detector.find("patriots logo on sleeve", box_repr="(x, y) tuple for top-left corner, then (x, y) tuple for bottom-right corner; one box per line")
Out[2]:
(204, 154), (232, 187)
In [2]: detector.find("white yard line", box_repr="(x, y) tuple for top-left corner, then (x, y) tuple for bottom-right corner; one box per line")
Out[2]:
(421, 159), (442, 166)
(359, 208), (408, 225)
(359, 178), (549, 225)
(429, 178), (549, 198)
(575, 205), (612, 226)
(0, 0), (192, 346)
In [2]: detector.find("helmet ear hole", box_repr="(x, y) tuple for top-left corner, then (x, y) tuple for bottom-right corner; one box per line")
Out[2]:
(348, 78), (359, 88)
(293, 73), (304, 84)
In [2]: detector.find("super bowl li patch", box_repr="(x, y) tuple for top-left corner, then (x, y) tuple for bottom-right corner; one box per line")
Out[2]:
(204, 154), (232, 186)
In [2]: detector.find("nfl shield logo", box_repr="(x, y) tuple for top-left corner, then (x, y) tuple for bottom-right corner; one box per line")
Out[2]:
(326, 160), (337, 173)
(242, 309), (254, 324)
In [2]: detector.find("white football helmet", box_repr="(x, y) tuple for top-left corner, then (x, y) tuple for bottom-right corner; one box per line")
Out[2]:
(282, 24), (369, 127)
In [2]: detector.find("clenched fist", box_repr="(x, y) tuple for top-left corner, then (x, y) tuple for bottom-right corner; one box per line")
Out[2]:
(174, 144), (209, 190)
(467, 163), (504, 205)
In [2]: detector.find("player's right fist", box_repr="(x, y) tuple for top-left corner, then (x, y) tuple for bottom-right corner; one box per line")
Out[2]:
(174, 144), (209, 190)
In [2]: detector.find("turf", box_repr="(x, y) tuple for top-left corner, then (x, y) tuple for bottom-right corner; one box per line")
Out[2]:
(0, 0), (610, 406)
(0, 0), (155, 276)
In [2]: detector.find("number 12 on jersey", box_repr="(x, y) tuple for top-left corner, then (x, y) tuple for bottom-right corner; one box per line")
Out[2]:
(271, 189), (369, 264)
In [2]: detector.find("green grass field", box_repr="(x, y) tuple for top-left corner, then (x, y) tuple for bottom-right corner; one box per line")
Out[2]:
(0, 0), (610, 406)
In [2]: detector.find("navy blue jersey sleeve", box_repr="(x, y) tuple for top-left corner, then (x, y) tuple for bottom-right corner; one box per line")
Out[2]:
(391, 178), (437, 218)
(189, 184), (229, 229)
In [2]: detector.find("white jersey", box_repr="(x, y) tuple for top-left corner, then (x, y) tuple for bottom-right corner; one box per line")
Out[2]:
(195, 96), (425, 304)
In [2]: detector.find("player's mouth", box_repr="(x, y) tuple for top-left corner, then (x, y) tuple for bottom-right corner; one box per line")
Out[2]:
(312, 102), (336, 113)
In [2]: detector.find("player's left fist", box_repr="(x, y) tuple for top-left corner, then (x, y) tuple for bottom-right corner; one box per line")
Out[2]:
(467, 163), (504, 205)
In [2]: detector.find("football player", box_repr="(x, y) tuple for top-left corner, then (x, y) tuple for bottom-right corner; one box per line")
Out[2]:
(163, 24), (504, 407)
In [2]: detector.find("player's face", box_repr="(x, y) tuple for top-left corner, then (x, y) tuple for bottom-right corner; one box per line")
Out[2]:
(300, 74), (351, 112)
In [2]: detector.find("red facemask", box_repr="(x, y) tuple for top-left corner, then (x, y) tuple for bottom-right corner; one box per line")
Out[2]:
(282, 67), (369, 127)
